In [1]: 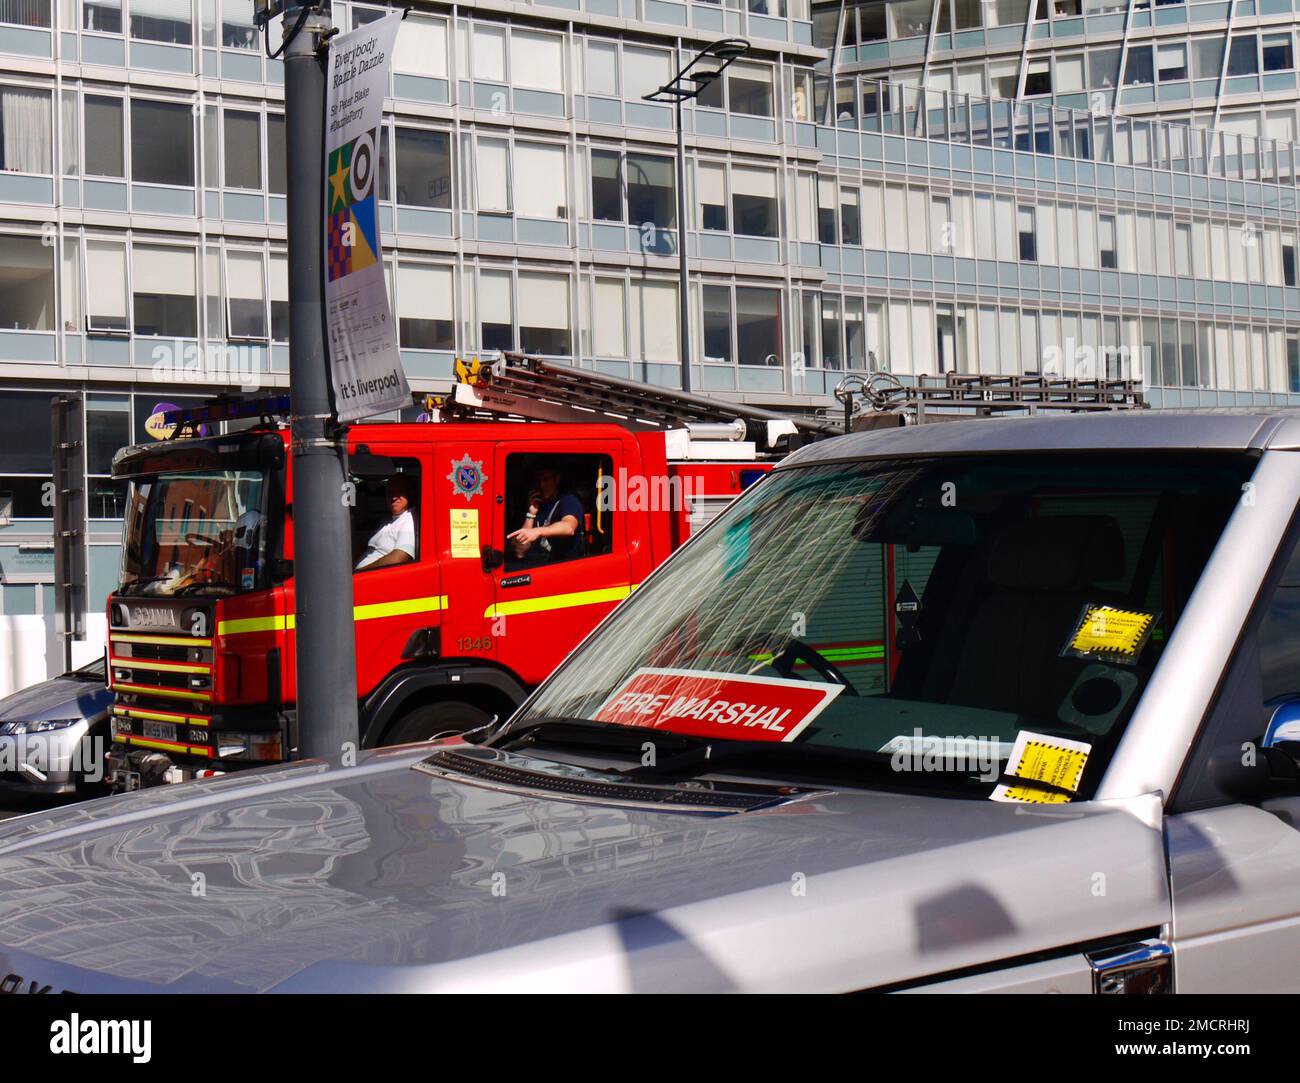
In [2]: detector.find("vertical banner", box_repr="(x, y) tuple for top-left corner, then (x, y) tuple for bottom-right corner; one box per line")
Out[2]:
(325, 9), (410, 422)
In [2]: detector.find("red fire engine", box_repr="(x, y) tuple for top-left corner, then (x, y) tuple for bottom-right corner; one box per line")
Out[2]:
(103, 355), (838, 787)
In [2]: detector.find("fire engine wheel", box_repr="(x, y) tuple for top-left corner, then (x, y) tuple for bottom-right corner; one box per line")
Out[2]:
(385, 700), (493, 745)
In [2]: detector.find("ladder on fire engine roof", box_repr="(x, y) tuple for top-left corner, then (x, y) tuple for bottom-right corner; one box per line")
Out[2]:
(421, 353), (1147, 448)
(424, 353), (843, 451)
(833, 371), (1148, 431)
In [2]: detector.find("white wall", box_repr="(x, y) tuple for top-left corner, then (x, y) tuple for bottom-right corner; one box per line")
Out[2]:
(0, 612), (107, 699)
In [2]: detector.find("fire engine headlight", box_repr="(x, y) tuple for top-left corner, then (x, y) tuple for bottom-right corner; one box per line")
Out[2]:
(216, 732), (282, 762)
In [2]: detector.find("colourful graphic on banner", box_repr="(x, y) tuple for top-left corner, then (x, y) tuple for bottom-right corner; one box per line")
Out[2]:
(324, 9), (409, 422)
(326, 129), (380, 283)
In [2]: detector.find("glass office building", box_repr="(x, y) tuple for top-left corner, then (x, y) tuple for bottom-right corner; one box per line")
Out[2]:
(1, 0), (1299, 685)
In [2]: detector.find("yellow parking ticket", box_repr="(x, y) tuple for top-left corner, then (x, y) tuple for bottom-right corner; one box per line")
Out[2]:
(1063, 604), (1156, 664)
(991, 730), (1091, 804)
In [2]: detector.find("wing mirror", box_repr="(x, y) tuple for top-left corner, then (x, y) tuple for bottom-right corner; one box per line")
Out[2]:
(1209, 699), (1300, 801)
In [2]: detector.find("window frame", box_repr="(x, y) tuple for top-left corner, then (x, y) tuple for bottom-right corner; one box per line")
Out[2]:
(221, 106), (263, 192)
(393, 124), (454, 211)
(131, 240), (200, 339)
(83, 91), (126, 180)
(128, 95), (196, 188)
(223, 246), (269, 342)
(0, 83), (54, 176)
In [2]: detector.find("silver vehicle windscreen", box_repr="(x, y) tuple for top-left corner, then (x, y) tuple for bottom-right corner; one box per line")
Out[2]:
(517, 452), (1256, 799)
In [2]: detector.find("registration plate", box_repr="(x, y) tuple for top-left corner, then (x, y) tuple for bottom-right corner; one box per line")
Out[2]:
(141, 720), (177, 742)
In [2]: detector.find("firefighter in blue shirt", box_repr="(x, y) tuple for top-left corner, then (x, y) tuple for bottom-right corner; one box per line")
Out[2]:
(508, 465), (585, 566)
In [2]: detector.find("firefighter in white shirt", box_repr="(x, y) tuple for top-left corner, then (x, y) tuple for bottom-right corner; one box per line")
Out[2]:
(356, 474), (417, 570)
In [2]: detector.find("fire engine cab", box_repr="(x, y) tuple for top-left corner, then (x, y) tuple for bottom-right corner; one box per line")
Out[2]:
(103, 355), (840, 788)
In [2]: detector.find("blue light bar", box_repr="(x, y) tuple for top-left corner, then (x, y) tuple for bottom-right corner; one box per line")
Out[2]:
(162, 394), (291, 434)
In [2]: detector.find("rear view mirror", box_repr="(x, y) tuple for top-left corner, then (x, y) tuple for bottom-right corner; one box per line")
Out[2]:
(856, 504), (977, 547)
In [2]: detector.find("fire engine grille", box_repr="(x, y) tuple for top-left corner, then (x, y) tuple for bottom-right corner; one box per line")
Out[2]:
(416, 749), (813, 813)
(119, 669), (192, 691)
(120, 642), (193, 663)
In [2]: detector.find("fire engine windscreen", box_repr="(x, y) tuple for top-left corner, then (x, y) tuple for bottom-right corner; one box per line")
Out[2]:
(515, 453), (1256, 798)
(119, 470), (268, 597)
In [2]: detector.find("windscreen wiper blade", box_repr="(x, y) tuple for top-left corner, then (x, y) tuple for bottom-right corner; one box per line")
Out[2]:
(497, 720), (1071, 799)
(172, 581), (238, 595)
(117, 575), (176, 595)
(491, 717), (705, 757)
(622, 737), (1015, 794)
(644, 740), (1086, 800)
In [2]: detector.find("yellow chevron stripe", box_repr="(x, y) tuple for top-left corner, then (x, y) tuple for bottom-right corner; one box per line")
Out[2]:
(119, 735), (212, 755)
(353, 595), (449, 622)
(748, 645), (886, 665)
(217, 613), (292, 635)
(113, 706), (209, 727)
(484, 584), (635, 619)
(217, 595), (449, 636)
(113, 682), (211, 702)
(111, 633), (213, 647)
(110, 657), (210, 674)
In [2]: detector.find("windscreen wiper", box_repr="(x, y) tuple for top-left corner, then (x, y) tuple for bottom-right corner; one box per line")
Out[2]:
(117, 575), (176, 595)
(172, 581), (239, 596)
(496, 720), (1075, 800)
(491, 717), (705, 758)
(624, 738), (898, 781)
(620, 737), (1033, 796)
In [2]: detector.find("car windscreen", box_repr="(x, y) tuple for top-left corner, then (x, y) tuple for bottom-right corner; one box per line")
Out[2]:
(72, 656), (106, 681)
(118, 470), (267, 597)
(514, 452), (1256, 799)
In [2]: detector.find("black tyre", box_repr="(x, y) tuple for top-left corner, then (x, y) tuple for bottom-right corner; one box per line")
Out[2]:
(74, 730), (110, 800)
(384, 700), (492, 745)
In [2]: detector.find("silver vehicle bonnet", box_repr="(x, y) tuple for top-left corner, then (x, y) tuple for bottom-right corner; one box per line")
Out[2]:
(0, 744), (1167, 993)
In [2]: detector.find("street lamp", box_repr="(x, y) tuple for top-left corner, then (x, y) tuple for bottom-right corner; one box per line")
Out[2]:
(251, 0), (285, 27)
(256, 0), (361, 764)
(644, 38), (750, 393)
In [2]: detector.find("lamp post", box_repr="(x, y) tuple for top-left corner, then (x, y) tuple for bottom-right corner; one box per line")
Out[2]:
(257, 0), (361, 763)
(645, 38), (749, 394)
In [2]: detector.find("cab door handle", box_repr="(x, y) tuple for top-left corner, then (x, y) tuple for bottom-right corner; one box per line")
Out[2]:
(481, 547), (505, 572)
